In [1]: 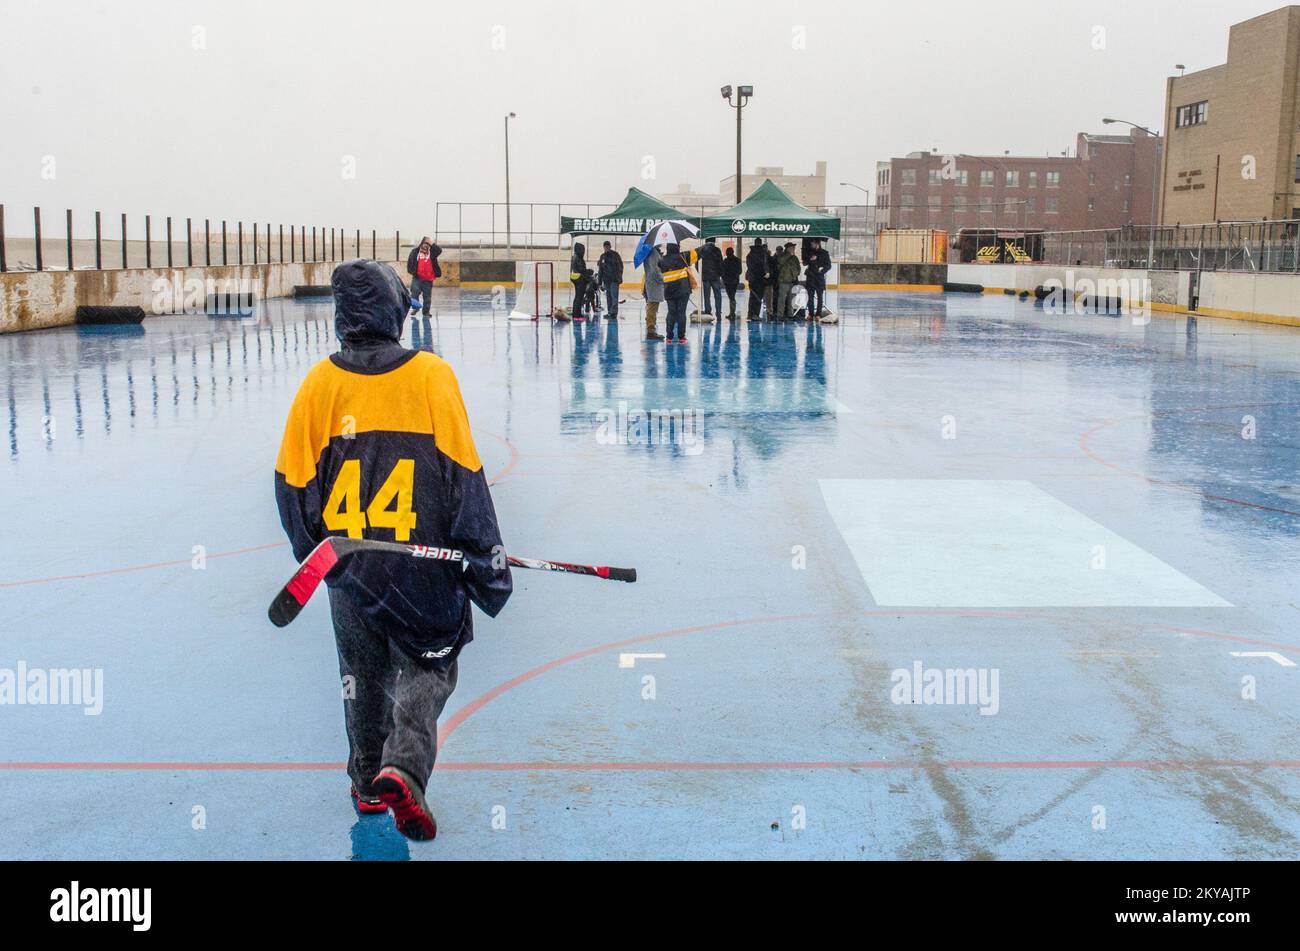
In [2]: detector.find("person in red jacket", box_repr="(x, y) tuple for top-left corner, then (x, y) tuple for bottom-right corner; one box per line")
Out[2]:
(405, 236), (442, 317)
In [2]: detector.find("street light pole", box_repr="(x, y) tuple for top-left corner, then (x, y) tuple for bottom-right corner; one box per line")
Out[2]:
(504, 112), (516, 256)
(1104, 117), (1162, 267)
(721, 86), (753, 204)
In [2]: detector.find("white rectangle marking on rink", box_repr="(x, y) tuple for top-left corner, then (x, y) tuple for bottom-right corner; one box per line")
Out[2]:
(819, 480), (1232, 608)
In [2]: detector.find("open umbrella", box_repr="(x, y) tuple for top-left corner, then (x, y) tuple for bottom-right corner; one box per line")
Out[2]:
(633, 219), (699, 267)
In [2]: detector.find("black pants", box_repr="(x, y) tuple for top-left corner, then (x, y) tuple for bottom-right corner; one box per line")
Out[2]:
(724, 283), (739, 317)
(665, 288), (689, 338)
(330, 589), (459, 794)
(747, 280), (765, 318)
(807, 282), (825, 318)
(572, 277), (593, 317)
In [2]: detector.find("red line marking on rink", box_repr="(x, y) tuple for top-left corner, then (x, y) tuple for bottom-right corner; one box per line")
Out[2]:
(6, 610), (1295, 776)
(2, 760), (1298, 772)
(0, 433), (519, 589)
(1078, 402), (1300, 518)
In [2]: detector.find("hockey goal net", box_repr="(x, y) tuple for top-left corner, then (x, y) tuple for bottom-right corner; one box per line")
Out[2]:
(510, 261), (556, 320)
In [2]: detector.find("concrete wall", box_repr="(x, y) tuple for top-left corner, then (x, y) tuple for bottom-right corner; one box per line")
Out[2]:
(840, 262), (948, 287)
(0, 260), (398, 333)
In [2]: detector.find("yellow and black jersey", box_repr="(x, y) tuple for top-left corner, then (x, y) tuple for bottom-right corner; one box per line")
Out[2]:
(658, 247), (699, 285)
(275, 264), (511, 662)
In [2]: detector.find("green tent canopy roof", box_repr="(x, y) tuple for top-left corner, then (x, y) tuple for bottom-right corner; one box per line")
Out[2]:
(560, 188), (702, 236)
(702, 179), (841, 240)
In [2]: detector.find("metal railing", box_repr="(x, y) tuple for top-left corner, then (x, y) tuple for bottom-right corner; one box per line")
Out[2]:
(1038, 220), (1300, 272)
(0, 204), (409, 273)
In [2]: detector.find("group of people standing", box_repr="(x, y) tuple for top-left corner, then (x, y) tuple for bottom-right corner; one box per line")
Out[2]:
(744, 238), (832, 320)
(568, 241), (626, 322)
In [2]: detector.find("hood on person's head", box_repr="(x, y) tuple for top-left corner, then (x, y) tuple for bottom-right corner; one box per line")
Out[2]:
(753, 238), (764, 248)
(332, 259), (411, 344)
(603, 241), (612, 249)
(574, 242), (586, 257)
(725, 246), (736, 257)
(666, 243), (680, 255)
(705, 237), (716, 245)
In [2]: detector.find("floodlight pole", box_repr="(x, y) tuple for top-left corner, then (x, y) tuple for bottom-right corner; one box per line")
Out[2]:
(504, 112), (517, 256)
(723, 86), (753, 204)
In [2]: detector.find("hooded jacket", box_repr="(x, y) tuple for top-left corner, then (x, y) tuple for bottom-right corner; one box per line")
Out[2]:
(745, 243), (768, 286)
(570, 243), (592, 282)
(275, 259), (512, 663)
(658, 243), (699, 299)
(696, 242), (723, 281)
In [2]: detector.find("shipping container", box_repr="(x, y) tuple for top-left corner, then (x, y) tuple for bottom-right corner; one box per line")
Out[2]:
(876, 229), (949, 263)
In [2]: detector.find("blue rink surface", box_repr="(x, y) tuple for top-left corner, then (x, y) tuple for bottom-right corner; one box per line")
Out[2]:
(2, 287), (1299, 861)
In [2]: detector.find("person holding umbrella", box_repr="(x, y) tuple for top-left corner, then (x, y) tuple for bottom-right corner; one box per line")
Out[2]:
(634, 219), (699, 344)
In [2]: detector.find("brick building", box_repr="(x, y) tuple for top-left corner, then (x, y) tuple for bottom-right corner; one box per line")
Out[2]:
(875, 131), (1162, 235)
(1160, 6), (1300, 224)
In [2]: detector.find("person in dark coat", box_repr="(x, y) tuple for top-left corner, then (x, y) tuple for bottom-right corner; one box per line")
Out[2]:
(745, 239), (768, 319)
(696, 237), (724, 319)
(597, 241), (624, 320)
(569, 242), (594, 321)
(658, 242), (700, 343)
(722, 246), (743, 320)
(804, 238), (832, 318)
(405, 236), (443, 317)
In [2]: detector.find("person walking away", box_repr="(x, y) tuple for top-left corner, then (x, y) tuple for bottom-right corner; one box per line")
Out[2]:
(405, 236), (443, 317)
(659, 242), (700, 344)
(642, 245), (666, 341)
(745, 239), (768, 319)
(777, 242), (802, 319)
(697, 237), (724, 321)
(804, 238), (832, 319)
(275, 259), (512, 841)
(569, 242), (594, 321)
(597, 241), (624, 320)
(722, 246), (742, 320)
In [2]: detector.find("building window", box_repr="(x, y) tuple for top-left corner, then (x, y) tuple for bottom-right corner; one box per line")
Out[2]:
(979, 198), (993, 214)
(1124, 173), (1132, 186)
(900, 194), (914, 208)
(953, 169), (968, 186)
(980, 170), (995, 188)
(1123, 198), (1130, 213)
(928, 195), (943, 210)
(901, 169), (917, 186)
(953, 196), (967, 213)
(1046, 171), (1061, 188)
(1294, 155), (1300, 183)
(1088, 199), (1096, 211)
(1176, 101), (1209, 128)
(1027, 197), (1036, 213)
(1006, 170), (1020, 188)
(1045, 197), (1059, 214)
(928, 169), (944, 185)
(1028, 171), (1038, 188)
(1088, 172), (1096, 186)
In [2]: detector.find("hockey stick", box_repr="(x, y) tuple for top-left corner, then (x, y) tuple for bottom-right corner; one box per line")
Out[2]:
(268, 537), (637, 628)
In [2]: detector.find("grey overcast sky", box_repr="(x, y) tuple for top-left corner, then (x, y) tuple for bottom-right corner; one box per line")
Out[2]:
(0, 0), (1284, 233)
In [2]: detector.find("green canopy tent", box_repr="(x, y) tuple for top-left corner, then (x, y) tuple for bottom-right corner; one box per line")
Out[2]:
(560, 187), (702, 236)
(702, 179), (841, 240)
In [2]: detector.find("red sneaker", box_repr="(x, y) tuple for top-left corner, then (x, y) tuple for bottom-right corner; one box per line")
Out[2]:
(351, 785), (387, 816)
(372, 766), (437, 841)
(676, 337), (687, 344)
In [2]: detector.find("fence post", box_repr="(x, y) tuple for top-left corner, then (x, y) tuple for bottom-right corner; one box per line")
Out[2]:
(279, 224), (284, 264)
(355, 228), (360, 257)
(0, 204), (6, 273)
(166, 216), (173, 268)
(66, 209), (73, 271)
(145, 215), (152, 269)
(396, 230), (400, 263)
(253, 222), (258, 265)
(120, 213), (128, 269)
(205, 219), (211, 266)
(34, 207), (43, 271)
(238, 222), (244, 266)
(95, 212), (102, 270)
(222, 220), (227, 266)
(187, 217), (193, 267)
(371, 229), (376, 260)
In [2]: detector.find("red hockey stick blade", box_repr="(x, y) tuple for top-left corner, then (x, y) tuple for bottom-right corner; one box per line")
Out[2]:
(268, 538), (342, 628)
